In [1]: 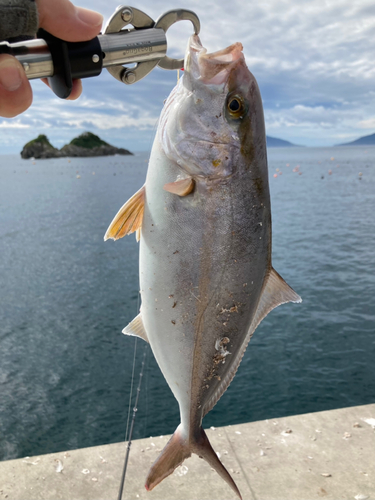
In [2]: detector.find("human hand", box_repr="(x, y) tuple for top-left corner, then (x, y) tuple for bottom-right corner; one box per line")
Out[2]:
(0, 0), (103, 118)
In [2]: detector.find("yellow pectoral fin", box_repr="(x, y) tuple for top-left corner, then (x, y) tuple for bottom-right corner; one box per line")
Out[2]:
(104, 185), (145, 241)
(163, 177), (195, 197)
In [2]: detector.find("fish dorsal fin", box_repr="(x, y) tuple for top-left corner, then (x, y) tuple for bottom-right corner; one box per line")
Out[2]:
(203, 268), (301, 416)
(122, 313), (149, 343)
(163, 177), (195, 197)
(104, 185), (145, 241)
(251, 268), (302, 333)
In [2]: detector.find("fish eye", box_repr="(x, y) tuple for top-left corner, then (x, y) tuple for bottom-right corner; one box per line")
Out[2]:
(229, 98), (241, 112)
(227, 95), (245, 118)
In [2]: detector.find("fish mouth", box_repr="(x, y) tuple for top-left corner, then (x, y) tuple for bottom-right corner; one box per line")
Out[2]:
(186, 35), (244, 85)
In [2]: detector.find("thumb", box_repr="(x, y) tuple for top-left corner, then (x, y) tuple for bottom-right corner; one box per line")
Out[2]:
(0, 55), (33, 117)
(37, 0), (103, 42)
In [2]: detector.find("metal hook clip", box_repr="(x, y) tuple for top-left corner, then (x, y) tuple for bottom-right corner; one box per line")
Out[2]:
(103, 6), (200, 85)
(155, 9), (200, 71)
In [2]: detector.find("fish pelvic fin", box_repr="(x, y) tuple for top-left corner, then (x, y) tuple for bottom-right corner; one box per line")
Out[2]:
(104, 185), (145, 242)
(122, 313), (149, 343)
(145, 425), (242, 499)
(163, 177), (195, 196)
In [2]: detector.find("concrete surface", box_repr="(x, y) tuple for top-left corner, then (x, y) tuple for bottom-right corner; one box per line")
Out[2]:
(0, 404), (374, 500)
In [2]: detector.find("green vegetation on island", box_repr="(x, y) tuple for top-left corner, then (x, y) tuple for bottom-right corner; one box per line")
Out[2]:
(23, 134), (58, 150)
(69, 132), (111, 149)
(21, 132), (133, 159)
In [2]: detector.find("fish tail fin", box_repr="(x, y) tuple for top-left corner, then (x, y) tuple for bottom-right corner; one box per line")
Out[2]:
(145, 425), (242, 500)
(145, 424), (190, 491)
(192, 427), (242, 500)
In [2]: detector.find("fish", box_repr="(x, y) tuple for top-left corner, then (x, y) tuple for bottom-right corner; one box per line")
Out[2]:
(104, 34), (301, 499)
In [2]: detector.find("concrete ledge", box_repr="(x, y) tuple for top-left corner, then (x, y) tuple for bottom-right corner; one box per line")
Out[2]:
(0, 404), (374, 500)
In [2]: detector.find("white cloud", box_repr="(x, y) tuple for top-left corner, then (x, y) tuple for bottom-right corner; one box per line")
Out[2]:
(359, 118), (375, 129)
(0, 120), (29, 128)
(58, 111), (158, 130)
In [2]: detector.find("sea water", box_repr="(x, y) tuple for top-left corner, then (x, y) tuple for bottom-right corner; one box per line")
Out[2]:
(0, 146), (374, 460)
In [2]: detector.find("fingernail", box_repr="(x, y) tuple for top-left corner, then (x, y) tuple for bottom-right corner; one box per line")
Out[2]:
(77, 8), (103, 27)
(0, 58), (23, 91)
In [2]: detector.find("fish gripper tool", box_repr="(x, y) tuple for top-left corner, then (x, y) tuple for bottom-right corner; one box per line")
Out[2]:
(0, 6), (200, 98)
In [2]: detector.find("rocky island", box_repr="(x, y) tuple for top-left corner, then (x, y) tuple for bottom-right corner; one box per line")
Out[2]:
(21, 132), (133, 159)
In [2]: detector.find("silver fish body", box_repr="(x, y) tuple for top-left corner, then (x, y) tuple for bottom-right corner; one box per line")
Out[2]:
(141, 134), (270, 429)
(105, 34), (301, 498)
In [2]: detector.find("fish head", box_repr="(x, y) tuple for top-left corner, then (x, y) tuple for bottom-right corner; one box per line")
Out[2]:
(159, 35), (266, 180)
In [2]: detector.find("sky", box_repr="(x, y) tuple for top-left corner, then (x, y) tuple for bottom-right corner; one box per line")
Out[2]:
(1, 0), (375, 153)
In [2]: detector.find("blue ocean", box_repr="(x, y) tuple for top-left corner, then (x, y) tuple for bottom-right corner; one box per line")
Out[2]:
(0, 146), (374, 461)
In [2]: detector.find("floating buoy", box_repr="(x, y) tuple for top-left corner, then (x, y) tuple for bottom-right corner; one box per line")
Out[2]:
(286, 163), (290, 167)
(76, 175), (81, 179)
(328, 170), (332, 175)
(273, 173), (278, 178)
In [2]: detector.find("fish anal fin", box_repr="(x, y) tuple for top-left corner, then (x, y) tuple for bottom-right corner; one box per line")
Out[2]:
(146, 425), (242, 499)
(163, 177), (195, 197)
(122, 313), (149, 343)
(203, 268), (301, 416)
(104, 185), (145, 241)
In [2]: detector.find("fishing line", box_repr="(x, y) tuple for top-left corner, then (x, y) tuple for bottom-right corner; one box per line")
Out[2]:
(123, 290), (141, 443)
(117, 292), (147, 500)
(124, 337), (137, 443)
(117, 342), (148, 500)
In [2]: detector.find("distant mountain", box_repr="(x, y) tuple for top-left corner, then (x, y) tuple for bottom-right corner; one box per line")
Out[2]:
(337, 132), (375, 146)
(266, 136), (300, 147)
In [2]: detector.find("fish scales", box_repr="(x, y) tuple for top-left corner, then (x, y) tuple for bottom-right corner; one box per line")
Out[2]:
(105, 34), (301, 499)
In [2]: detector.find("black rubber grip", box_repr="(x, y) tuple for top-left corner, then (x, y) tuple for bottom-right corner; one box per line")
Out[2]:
(37, 29), (103, 99)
